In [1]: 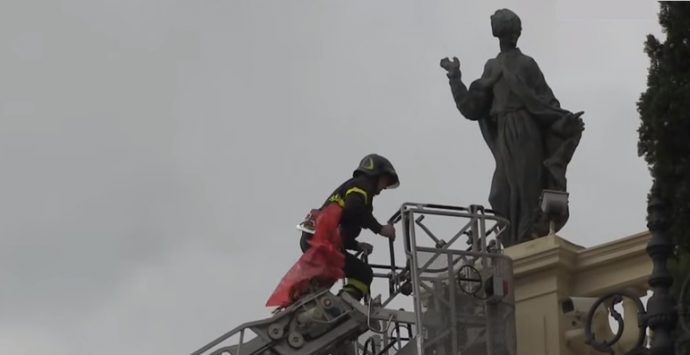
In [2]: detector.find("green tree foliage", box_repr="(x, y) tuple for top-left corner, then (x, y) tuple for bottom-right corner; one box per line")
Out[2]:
(637, 2), (690, 348)
(638, 2), (690, 252)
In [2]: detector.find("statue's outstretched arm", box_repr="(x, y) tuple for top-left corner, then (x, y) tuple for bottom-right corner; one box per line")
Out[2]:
(442, 58), (494, 120)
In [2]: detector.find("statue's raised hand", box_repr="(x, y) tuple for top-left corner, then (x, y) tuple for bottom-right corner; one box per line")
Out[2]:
(440, 57), (461, 74)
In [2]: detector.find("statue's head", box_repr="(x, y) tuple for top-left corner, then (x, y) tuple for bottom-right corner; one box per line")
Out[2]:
(491, 9), (521, 48)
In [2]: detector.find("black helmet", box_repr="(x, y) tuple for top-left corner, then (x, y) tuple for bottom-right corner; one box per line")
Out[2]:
(353, 154), (400, 189)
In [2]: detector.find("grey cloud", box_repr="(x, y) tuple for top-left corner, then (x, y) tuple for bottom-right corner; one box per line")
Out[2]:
(0, 1), (661, 354)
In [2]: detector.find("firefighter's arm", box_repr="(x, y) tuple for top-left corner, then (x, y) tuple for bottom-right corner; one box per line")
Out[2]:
(342, 188), (383, 234)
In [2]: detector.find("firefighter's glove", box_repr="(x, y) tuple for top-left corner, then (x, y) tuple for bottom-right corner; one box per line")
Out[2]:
(357, 242), (374, 256)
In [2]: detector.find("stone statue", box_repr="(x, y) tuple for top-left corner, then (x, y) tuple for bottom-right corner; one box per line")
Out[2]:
(441, 9), (584, 247)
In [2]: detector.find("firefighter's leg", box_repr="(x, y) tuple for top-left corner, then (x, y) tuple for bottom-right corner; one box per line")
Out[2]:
(341, 252), (373, 300)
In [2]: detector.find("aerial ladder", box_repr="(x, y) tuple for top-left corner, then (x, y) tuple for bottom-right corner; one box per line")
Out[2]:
(191, 203), (517, 355)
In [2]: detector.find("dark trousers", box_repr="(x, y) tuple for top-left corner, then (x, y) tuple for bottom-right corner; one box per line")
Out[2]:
(300, 233), (373, 287)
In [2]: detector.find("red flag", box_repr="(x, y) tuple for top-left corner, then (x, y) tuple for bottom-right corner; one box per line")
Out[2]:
(266, 203), (345, 307)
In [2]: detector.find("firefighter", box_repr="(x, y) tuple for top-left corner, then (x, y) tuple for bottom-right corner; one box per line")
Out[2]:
(299, 153), (399, 300)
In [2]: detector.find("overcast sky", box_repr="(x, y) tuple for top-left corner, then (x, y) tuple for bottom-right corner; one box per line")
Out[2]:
(0, 1), (663, 354)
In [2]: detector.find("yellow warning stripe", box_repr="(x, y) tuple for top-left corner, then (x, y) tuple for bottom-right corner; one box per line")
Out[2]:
(328, 194), (345, 208)
(346, 278), (369, 295)
(345, 187), (369, 205)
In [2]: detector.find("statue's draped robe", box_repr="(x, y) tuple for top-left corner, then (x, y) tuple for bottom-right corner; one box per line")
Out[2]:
(448, 48), (583, 246)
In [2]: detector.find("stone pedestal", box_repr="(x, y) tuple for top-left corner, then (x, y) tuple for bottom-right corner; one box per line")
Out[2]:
(504, 235), (582, 355)
(504, 232), (651, 355)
